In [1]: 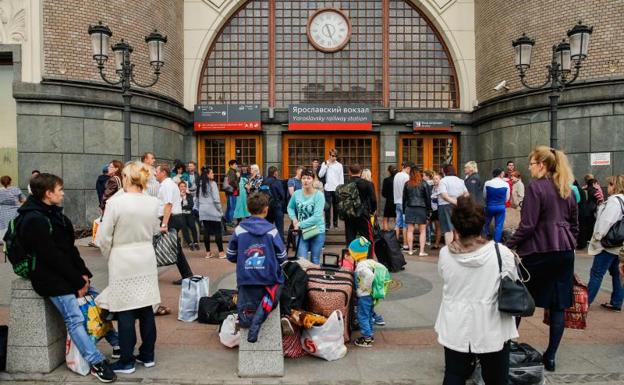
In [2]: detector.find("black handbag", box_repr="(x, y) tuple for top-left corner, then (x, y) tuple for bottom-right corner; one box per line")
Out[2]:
(496, 243), (535, 317)
(600, 196), (624, 248)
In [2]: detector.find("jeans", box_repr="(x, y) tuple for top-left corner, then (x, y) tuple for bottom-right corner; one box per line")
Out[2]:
(443, 343), (510, 385)
(180, 213), (198, 245)
(163, 215), (194, 279)
(116, 306), (156, 364)
(395, 204), (406, 229)
(588, 250), (623, 308)
(296, 231), (326, 264)
(484, 205), (506, 242)
(324, 191), (339, 228)
(273, 205), (285, 243)
(357, 295), (374, 338)
(49, 287), (119, 365)
(225, 195), (237, 223)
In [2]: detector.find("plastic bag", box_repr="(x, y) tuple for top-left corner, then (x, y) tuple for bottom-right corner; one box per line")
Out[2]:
(178, 275), (210, 322)
(65, 335), (90, 376)
(77, 295), (112, 343)
(219, 314), (240, 348)
(301, 310), (347, 361)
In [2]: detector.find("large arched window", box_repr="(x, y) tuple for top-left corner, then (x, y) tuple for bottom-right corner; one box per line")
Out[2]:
(198, 0), (458, 109)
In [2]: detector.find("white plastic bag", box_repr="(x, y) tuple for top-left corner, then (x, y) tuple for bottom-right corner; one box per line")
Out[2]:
(301, 310), (347, 361)
(65, 335), (90, 376)
(219, 314), (240, 348)
(178, 275), (210, 322)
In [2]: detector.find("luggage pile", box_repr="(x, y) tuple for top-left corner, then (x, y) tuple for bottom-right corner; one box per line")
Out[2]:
(472, 341), (545, 385)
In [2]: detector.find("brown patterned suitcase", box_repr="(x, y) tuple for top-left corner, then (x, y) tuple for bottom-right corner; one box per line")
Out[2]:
(305, 253), (355, 342)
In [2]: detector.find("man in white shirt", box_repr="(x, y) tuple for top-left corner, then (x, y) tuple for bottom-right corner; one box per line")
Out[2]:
(141, 152), (160, 198)
(318, 149), (344, 230)
(393, 162), (411, 250)
(156, 163), (194, 285)
(439, 164), (469, 245)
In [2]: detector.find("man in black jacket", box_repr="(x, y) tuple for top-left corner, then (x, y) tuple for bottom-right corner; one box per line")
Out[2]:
(20, 174), (117, 383)
(263, 166), (287, 242)
(344, 164), (377, 255)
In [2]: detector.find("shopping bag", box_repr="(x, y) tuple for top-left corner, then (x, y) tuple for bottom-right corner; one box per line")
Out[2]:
(77, 295), (112, 343)
(543, 274), (588, 330)
(65, 335), (90, 376)
(91, 218), (101, 244)
(301, 310), (347, 361)
(283, 324), (307, 359)
(153, 230), (178, 267)
(218, 314), (240, 348)
(178, 275), (210, 322)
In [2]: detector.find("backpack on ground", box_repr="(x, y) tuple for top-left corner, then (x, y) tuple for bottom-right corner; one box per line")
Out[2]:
(197, 289), (238, 324)
(374, 230), (406, 272)
(2, 213), (51, 279)
(280, 261), (308, 316)
(336, 182), (362, 220)
(259, 181), (279, 223)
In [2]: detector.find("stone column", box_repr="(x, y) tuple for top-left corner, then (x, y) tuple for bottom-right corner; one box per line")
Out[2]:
(7, 279), (66, 373)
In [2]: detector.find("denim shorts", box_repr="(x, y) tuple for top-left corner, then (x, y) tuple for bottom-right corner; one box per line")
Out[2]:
(395, 204), (406, 229)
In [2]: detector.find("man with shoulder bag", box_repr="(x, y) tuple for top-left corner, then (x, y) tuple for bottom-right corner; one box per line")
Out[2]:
(223, 160), (239, 226)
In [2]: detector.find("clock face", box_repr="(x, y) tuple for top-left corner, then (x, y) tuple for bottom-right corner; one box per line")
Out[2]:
(307, 8), (351, 53)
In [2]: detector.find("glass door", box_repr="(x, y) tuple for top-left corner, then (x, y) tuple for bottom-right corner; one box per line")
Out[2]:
(399, 134), (457, 173)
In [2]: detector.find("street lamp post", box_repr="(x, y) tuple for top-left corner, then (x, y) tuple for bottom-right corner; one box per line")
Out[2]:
(512, 21), (593, 149)
(88, 22), (167, 162)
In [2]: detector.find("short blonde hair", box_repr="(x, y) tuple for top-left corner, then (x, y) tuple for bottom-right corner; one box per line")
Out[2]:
(250, 164), (260, 174)
(361, 168), (372, 182)
(607, 175), (624, 195)
(122, 161), (150, 191)
(464, 161), (478, 173)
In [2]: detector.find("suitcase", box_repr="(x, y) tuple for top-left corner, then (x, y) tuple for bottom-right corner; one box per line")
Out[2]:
(306, 252), (355, 342)
(374, 230), (406, 272)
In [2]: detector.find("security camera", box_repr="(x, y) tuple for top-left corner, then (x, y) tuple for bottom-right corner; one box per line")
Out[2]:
(493, 80), (510, 91)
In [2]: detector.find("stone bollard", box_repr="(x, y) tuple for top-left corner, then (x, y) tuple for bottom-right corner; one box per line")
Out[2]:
(7, 279), (66, 373)
(238, 305), (284, 377)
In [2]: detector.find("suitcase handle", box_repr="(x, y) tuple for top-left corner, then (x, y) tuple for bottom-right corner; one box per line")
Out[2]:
(321, 252), (342, 269)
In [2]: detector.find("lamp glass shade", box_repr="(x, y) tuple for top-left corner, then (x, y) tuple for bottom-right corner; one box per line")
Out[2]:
(90, 31), (109, 60)
(513, 35), (534, 69)
(147, 39), (165, 66)
(555, 42), (571, 72)
(113, 49), (124, 71)
(568, 22), (593, 60)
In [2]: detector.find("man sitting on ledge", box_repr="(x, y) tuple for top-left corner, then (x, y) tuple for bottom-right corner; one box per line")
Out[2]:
(18, 173), (117, 383)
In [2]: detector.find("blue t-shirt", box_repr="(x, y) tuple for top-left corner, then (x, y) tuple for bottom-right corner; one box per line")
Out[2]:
(287, 177), (302, 192)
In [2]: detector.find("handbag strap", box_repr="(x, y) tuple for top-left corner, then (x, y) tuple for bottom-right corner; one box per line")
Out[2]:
(494, 242), (502, 273)
(496, 242), (531, 283)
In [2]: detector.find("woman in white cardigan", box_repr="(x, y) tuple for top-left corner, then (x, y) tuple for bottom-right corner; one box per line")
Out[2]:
(435, 196), (518, 385)
(96, 161), (161, 374)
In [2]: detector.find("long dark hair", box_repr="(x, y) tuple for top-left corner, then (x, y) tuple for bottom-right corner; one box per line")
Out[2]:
(197, 166), (212, 197)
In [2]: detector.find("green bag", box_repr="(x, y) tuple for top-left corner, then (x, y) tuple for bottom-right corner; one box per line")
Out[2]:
(336, 182), (363, 220)
(301, 225), (321, 241)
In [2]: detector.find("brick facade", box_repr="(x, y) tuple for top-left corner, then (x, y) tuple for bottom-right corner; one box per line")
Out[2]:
(475, 0), (624, 103)
(42, 0), (184, 102)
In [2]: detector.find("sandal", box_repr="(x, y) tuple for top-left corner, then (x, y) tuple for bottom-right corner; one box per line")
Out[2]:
(205, 252), (213, 259)
(600, 303), (621, 312)
(155, 305), (171, 316)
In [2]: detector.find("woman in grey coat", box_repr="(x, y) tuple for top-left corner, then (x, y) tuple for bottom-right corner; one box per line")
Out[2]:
(194, 167), (225, 258)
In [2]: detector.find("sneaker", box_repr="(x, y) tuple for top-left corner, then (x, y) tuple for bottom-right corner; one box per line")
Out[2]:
(373, 317), (386, 326)
(408, 250), (414, 256)
(111, 346), (121, 359)
(135, 355), (156, 368)
(354, 336), (373, 348)
(600, 303), (622, 312)
(419, 252), (429, 257)
(402, 245), (409, 251)
(90, 360), (117, 383)
(109, 360), (135, 374)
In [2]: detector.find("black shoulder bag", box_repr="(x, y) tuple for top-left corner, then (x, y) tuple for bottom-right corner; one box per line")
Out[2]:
(496, 243), (535, 317)
(600, 196), (624, 248)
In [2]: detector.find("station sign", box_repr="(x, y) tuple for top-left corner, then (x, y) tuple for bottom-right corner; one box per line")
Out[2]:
(194, 104), (261, 131)
(288, 104), (372, 131)
(413, 119), (452, 132)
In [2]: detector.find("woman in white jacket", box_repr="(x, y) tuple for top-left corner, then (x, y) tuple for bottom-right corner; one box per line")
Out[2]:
(96, 161), (161, 374)
(587, 175), (624, 311)
(435, 196), (518, 384)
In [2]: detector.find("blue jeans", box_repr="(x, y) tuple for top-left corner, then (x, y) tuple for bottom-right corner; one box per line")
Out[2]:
(588, 250), (623, 309)
(49, 287), (119, 365)
(395, 204), (406, 229)
(225, 195), (237, 223)
(357, 295), (374, 338)
(296, 231), (326, 265)
(484, 205), (506, 242)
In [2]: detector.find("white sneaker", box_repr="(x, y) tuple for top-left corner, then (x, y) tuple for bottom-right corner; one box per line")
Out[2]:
(419, 252), (429, 257)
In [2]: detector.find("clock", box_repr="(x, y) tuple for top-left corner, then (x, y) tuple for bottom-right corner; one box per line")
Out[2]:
(307, 8), (352, 53)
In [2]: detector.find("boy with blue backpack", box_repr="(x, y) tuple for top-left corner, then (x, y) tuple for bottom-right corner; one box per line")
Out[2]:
(226, 192), (288, 342)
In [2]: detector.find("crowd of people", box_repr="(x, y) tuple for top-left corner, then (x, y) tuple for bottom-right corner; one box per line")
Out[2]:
(1, 144), (623, 384)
